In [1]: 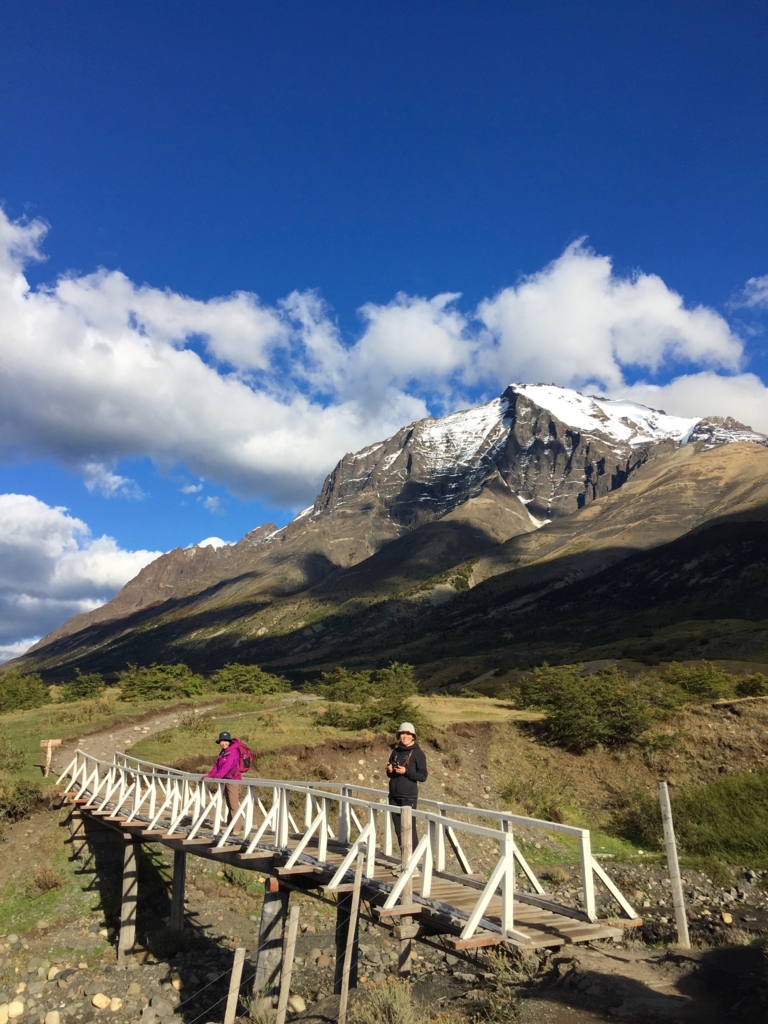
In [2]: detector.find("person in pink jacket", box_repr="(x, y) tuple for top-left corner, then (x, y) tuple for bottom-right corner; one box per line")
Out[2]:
(205, 731), (242, 823)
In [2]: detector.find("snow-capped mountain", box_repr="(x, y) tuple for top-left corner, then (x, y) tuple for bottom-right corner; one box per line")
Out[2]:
(306, 383), (766, 527)
(23, 382), (768, 667)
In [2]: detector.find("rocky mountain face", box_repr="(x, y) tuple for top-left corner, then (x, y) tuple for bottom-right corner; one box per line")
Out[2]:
(19, 384), (768, 676)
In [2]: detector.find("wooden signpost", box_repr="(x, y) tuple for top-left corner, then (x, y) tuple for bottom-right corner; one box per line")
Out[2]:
(39, 739), (61, 777)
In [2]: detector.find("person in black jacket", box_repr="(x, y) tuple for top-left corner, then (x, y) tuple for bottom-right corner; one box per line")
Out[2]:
(386, 721), (428, 850)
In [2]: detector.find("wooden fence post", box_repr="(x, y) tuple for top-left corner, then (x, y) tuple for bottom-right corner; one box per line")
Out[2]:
(275, 905), (300, 1024)
(224, 947), (246, 1024)
(658, 781), (690, 949)
(338, 852), (364, 1024)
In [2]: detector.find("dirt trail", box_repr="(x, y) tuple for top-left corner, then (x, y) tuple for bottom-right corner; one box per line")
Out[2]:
(52, 693), (320, 775)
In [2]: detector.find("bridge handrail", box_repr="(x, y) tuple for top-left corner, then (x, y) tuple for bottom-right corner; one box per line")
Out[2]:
(112, 751), (588, 837)
(59, 749), (637, 939)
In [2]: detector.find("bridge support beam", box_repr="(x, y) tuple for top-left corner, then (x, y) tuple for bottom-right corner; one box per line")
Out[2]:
(334, 892), (359, 994)
(253, 878), (290, 1009)
(117, 837), (141, 961)
(170, 850), (187, 931)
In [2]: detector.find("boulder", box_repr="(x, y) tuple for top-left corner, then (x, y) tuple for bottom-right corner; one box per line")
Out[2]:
(0, 1003), (8, 1024)
(7, 1003), (24, 1020)
(149, 996), (174, 1018)
(45, 1013), (60, 1024)
(92, 994), (111, 1010)
(109, 998), (122, 1012)
(288, 995), (306, 1013)
(126, 983), (141, 999)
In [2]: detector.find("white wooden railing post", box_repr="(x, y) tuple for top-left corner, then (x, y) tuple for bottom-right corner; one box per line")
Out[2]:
(383, 802), (393, 856)
(338, 787), (351, 845)
(436, 808), (447, 871)
(501, 822), (514, 936)
(318, 798), (328, 861)
(579, 831), (597, 922)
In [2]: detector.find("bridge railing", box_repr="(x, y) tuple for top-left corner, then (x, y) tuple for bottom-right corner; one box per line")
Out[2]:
(59, 750), (636, 941)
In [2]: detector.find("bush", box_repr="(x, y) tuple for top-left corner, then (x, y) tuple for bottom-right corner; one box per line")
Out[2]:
(118, 663), (206, 701)
(314, 663), (427, 734)
(611, 770), (768, 859)
(0, 778), (41, 820)
(60, 669), (105, 702)
(0, 670), (51, 713)
(211, 663), (291, 695)
(661, 661), (735, 699)
(517, 664), (682, 752)
(0, 735), (25, 772)
(736, 673), (768, 697)
(306, 667), (379, 702)
(349, 980), (416, 1024)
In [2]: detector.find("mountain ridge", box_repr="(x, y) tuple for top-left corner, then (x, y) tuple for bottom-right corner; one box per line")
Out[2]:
(16, 383), (768, 676)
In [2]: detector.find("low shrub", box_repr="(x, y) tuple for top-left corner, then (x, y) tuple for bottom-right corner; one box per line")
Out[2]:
(349, 980), (416, 1024)
(515, 660), (746, 753)
(516, 664), (681, 752)
(313, 663), (426, 734)
(60, 669), (105, 702)
(0, 670), (51, 713)
(661, 661), (735, 699)
(0, 778), (41, 821)
(0, 735), (25, 772)
(736, 673), (768, 697)
(211, 663), (291, 695)
(118, 663), (206, 701)
(26, 867), (64, 898)
(611, 769), (768, 859)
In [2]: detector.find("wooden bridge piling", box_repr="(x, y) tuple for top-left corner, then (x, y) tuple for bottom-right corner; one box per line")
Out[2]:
(253, 877), (290, 1009)
(117, 836), (140, 961)
(170, 849), (187, 931)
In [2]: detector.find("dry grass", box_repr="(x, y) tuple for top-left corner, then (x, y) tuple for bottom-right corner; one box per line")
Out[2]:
(350, 980), (418, 1024)
(26, 866), (64, 898)
(411, 694), (542, 727)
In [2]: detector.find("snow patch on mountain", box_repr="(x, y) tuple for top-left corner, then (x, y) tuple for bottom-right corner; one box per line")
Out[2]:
(415, 397), (508, 470)
(513, 384), (700, 446)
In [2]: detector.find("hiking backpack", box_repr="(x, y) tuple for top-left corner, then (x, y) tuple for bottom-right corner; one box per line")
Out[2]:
(234, 738), (253, 774)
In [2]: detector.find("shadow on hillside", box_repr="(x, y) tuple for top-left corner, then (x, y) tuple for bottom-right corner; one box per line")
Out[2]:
(30, 515), (768, 679)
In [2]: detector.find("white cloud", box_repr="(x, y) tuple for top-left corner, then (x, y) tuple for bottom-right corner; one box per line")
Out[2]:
(0, 638), (41, 663)
(476, 240), (742, 391)
(180, 483), (203, 494)
(739, 274), (768, 310)
(0, 211), (758, 509)
(615, 371), (768, 434)
(0, 493), (160, 656)
(82, 461), (144, 499)
(194, 537), (232, 550)
(203, 496), (222, 513)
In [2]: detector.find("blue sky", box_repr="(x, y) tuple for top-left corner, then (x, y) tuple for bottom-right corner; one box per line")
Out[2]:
(0, 1), (767, 657)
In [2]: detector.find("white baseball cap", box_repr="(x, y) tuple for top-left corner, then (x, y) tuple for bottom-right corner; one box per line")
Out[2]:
(397, 722), (416, 736)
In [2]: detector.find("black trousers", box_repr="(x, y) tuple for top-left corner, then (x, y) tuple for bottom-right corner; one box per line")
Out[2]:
(390, 793), (418, 850)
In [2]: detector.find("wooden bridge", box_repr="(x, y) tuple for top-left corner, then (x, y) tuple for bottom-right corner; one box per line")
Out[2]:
(58, 750), (640, 1001)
